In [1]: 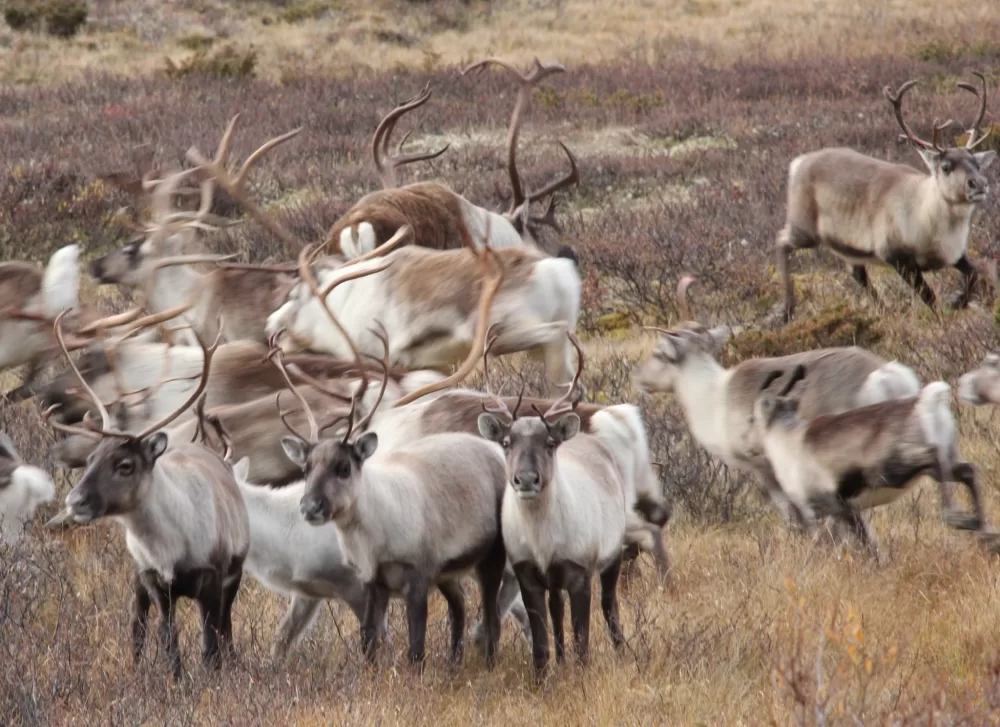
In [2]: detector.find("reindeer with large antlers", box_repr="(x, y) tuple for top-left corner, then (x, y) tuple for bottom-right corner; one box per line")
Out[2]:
(324, 64), (580, 261)
(43, 311), (249, 680)
(269, 249), (514, 668)
(777, 72), (996, 322)
(89, 118), (305, 345)
(477, 330), (627, 682)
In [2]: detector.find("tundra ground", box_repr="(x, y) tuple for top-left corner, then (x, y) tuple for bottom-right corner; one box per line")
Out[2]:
(3, 1), (1000, 724)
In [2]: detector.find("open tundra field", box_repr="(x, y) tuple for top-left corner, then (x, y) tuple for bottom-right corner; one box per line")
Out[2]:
(4, 0), (1000, 724)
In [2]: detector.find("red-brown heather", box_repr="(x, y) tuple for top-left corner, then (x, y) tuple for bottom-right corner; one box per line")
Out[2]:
(3, 0), (1000, 724)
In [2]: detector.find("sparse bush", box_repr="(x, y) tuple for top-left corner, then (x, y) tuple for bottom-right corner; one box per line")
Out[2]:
(44, 0), (87, 38)
(3, 2), (41, 31)
(164, 43), (258, 79)
(177, 33), (215, 51)
(726, 303), (883, 360)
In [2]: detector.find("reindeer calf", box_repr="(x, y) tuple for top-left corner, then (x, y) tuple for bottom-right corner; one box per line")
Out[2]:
(752, 366), (988, 559)
(0, 433), (56, 546)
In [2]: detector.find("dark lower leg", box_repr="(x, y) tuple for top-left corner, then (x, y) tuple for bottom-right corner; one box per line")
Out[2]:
(219, 569), (242, 655)
(514, 562), (550, 683)
(567, 573), (592, 666)
(361, 583), (390, 664)
(548, 589), (565, 663)
(599, 557), (625, 650)
(196, 572), (224, 670)
(437, 580), (467, 665)
(130, 572), (152, 666)
(945, 462), (985, 531)
(892, 261), (936, 307)
(475, 541), (507, 669)
(404, 576), (430, 667)
(778, 243), (795, 322)
(949, 255), (978, 309)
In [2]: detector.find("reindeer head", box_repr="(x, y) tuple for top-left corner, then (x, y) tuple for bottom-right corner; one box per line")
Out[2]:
(958, 352), (1000, 406)
(885, 73), (996, 206)
(633, 275), (733, 394)
(43, 312), (222, 524)
(477, 330), (583, 500)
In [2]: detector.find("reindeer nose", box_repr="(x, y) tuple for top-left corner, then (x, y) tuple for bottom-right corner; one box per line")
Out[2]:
(512, 472), (540, 495)
(299, 496), (329, 526)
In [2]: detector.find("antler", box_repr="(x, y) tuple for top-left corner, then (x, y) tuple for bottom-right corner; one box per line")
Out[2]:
(132, 320), (223, 439)
(185, 115), (304, 250)
(372, 83), (450, 189)
(676, 273), (699, 322)
(392, 245), (506, 408)
(884, 80), (954, 152)
(479, 325), (521, 421)
(462, 57), (567, 214)
(268, 331), (321, 444)
(297, 245), (385, 410)
(957, 71), (993, 150)
(352, 321), (393, 434)
(52, 310), (118, 436)
(538, 331), (584, 422)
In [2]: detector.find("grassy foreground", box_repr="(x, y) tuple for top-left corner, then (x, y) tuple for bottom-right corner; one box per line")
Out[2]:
(3, 1), (1000, 724)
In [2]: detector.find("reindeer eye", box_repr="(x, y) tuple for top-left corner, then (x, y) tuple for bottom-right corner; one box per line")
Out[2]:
(941, 161), (954, 174)
(546, 439), (557, 450)
(115, 459), (135, 477)
(333, 461), (351, 479)
(501, 438), (511, 450)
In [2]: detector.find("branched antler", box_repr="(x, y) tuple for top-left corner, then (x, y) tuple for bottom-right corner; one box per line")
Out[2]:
(372, 83), (450, 189)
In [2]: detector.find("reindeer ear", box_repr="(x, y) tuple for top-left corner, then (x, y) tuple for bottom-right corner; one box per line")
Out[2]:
(232, 457), (251, 483)
(477, 413), (506, 443)
(551, 413), (581, 443)
(975, 151), (996, 172)
(141, 432), (169, 464)
(354, 431), (378, 462)
(281, 436), (311, 469)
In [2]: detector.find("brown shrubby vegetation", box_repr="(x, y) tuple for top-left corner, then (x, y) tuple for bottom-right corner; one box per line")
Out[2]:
(4, 23), (1000, 724)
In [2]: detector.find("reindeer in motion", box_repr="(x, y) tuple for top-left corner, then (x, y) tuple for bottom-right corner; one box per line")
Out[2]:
(777, 72), (996, 321)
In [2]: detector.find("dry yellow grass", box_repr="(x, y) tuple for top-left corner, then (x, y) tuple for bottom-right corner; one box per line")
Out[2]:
(1, 0), (997, 84)
(5, 0), (1000, 724)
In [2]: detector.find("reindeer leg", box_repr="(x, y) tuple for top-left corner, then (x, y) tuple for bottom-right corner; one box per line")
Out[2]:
(944, 461), (985, 532)
(850, 265), (879, 301)
(272, 596), (322, 662)
(890, 257), (936, 308)
(436, 579), (467, 665)
(776, 225), (817, 323)
(946, 255), (978, 310)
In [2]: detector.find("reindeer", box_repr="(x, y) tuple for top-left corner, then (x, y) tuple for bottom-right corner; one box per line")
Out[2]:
(958, 352), (1000, 407)
(43, 313), (249, 680)
(751, 365), (991, 560)
(777, 73), (996, 321)
(477, 332), (627, 682)
(325, 64), (579, 261)
(88, 119), (305, 346)
(0, 433), (56, 546)
(1, 244), (82, 398)
(271, 262), (512, 668)
(634, 276), (922, 527)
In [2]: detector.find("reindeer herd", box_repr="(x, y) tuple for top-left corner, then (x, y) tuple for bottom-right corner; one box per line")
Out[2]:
(0, 57), (998, 684)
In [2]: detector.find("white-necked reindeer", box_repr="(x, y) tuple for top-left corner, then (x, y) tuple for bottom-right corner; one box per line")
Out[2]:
(477, 332), (627, 682)
(271, 258), (512, 668)
(634, 276), (922, 527)
(44, 313), (249, 680)
(777, 73), (996, 321)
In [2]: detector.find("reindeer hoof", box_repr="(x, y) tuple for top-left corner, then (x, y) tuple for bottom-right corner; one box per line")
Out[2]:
(945, 290), (971, 310)
(945, 511), (982, 531)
